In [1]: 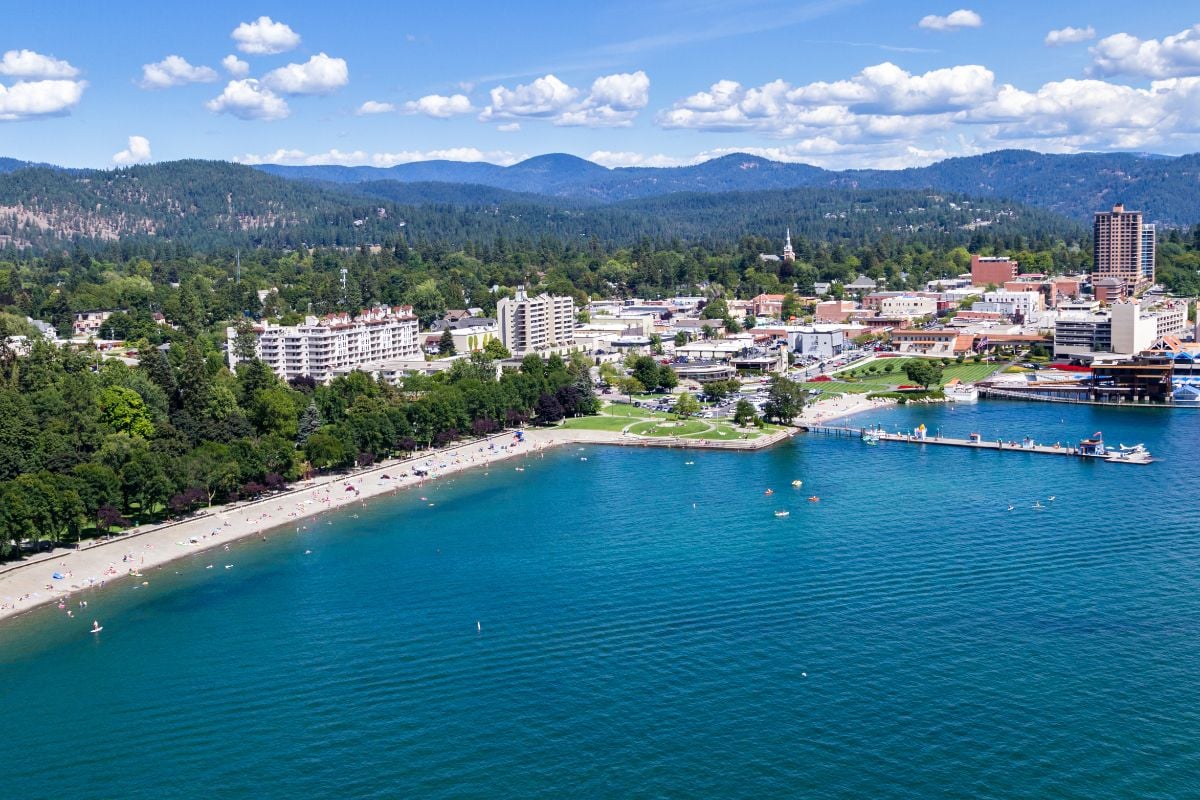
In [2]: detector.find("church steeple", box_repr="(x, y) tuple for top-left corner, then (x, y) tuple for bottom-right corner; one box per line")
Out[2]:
(782, 227), (795, 262)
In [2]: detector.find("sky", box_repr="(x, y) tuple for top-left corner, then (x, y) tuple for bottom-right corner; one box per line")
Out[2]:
(3, 1), (1200, 170)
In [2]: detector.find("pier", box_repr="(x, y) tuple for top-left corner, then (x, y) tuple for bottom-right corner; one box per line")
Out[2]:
(802, 425), (1153, 464)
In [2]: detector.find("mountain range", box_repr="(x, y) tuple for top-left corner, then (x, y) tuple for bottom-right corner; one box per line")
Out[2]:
(258, 149), (1200, 225)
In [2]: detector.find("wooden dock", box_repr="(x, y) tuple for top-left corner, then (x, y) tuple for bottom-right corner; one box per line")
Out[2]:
(801, 425), (1153, 464)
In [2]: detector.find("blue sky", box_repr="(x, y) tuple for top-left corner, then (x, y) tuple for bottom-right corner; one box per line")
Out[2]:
(3, 1), (1200, 169)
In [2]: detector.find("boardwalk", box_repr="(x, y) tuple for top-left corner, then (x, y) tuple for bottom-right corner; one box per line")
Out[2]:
(802, 425), (1153, 465)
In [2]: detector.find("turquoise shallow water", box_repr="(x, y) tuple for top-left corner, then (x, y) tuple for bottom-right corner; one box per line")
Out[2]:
(2, 401), (1199, 799)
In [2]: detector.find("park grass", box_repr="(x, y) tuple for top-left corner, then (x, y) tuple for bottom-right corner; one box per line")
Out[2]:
(833, 359), (1000, 387)
(561, 415), (640, 432)
(627, 419), (710, 437)
(600, 404), (671, 420)
(801, 381), (873, 394)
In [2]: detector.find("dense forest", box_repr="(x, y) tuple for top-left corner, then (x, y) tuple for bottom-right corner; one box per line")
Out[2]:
(0, 160), (1085, 256)
(261, 149), (1200, 225)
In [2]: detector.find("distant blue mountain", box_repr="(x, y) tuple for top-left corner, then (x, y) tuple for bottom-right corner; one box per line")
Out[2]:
(257, 149), (1200, 224)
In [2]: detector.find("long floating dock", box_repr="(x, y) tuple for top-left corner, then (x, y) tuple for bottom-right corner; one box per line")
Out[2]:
(802, 425), (1153, 465)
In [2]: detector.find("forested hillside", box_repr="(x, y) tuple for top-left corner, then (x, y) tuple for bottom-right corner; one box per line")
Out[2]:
(261, 149), (1200, 225)
(0, 159), (1085, 255)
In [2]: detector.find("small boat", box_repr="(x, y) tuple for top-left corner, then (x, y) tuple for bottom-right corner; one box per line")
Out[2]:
(91, 621), (102, 633)
(791, 480), (803, 488)
(808, 496), (820, 503)
(861, 433), (879, 445)
(764, 489), (774, 496)
(774, 510), (790, 518)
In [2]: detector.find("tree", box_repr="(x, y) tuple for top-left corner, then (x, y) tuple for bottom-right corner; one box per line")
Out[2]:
(650, 334), (664, 355)
(903, 359), (943, 390)
(305, 429), (353, 471)
(483, 338), (511, 360)
(763, 377), (805, 424)
(674, 393), (700, 417)
(438, 328), (456, 356)
(673, 331), (687, 347)
(233, 319), (259, 361)
(97, 386), (155, 439)
(616, 376), (645, 396)
(703, 379), (740, 403)
(733, 399), (758, 426)
(534, 392), (565, 424)
(296, 401), (322, 447)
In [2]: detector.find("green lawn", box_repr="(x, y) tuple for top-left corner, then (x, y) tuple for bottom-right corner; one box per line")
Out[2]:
(627, 419), (710, 437)
(561, 415), (639, 432)
(832, 359), (999, 387)
(801, 381), (873, 394)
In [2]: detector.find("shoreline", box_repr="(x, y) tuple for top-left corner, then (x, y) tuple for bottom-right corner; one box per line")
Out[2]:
(0, 429), (578, 628)
(1, 391), (895, 629)
(0, 420), (801, 629)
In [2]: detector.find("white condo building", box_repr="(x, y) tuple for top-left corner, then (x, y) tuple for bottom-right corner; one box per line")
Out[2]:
(496, 287), (576, 356)
(227, 305), (420, 383)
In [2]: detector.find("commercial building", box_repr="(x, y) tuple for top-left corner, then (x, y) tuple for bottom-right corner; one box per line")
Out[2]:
(974, 290), (1045, 321)
(891, 329), (973, 356)
(878, 295), (938, 318)
(787, 325), (846, 359)
(970, 255), (1019, 287)
(226, 305), (420, 383)
(430, 317), (500, 354)
(1053, 300), (1185, 360)
(1093, 203), (1155, 289)
(496, 287), (576, 357)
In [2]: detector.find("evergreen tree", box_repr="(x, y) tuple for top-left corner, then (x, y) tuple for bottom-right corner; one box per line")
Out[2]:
(296, 401), (322, 448)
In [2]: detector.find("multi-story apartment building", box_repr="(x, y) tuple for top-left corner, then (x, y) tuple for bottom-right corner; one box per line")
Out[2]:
(496, 287), (576, 357)
(226, 305), (419, 383)
(1093, 203), (1155, 289)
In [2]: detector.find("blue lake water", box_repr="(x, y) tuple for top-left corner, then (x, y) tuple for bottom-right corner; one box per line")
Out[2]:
(2, 401), (1198, 799)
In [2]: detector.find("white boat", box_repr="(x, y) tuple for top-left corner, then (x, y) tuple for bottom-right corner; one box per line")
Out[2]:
(774, 510), (790, 518)
(945, 383), (979, 403)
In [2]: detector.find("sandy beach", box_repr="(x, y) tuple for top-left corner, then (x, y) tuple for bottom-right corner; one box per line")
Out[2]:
(800, 392), (896, 425)
(0, 394), (871, 628)
(0, 427), (605, 627)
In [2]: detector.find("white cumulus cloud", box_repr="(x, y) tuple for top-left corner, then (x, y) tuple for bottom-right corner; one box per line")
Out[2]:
(0, 78), (87, 121)
(559, 70), (650, 127)
(918, 9), (982, 31)
(1045, 26), (1095, 46)
(222, 54), (250, 77)
(479, 71), (650, 127)
(236, 147), (524, 167)
(139, 56), (218, 89)
(231, 16), (301, 55)
(403, 93), (473, 118)
(0, 49), (80, 79)
(112, 135), (152, 165)
(357, 100), (395, 115)
(588, 150), (687, 168)
(497, 122), (520, 132)
(207, 79), (289, 120)
(263, 53), (349, 95)
(480, 74), (580, 120)
(1090, 24), (1200, 78)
